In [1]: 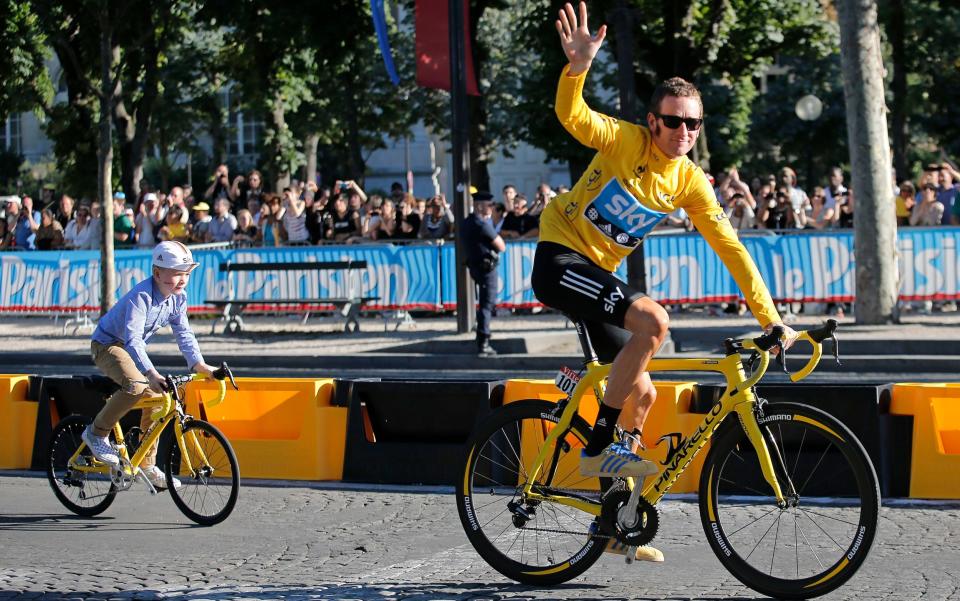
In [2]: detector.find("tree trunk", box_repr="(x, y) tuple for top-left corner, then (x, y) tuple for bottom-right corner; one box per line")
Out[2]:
(98, 14), (118, 316)
(345, 86), (364, 181)
(468, 97), (489, 192)
(305, 132), (320, 185)
(888, 0), (908, 180)
(837, 0), (897, 324)
(271, 92), (291, 193)
(158, 126), (170, 192)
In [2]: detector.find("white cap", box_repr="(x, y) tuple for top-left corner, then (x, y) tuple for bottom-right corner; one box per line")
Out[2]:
(143, 192), (158, 203)
(1, 195), (21, 205)
(152, 241), (199, 271)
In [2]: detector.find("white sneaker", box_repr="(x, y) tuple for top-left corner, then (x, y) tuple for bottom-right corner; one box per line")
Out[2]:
(81, 425), (119, 467)
(143, 466), (181, 491)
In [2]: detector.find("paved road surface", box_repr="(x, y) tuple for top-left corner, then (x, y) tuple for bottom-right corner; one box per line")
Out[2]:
(2, 474), (958, 600)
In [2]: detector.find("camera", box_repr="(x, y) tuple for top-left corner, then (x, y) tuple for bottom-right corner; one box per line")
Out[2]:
(340, 183), (349, 191)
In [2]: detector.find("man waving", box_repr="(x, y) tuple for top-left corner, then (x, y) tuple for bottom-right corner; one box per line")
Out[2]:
(530, 1), (796, 562)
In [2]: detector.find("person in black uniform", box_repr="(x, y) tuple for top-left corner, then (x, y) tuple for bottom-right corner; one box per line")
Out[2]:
(462, 191), (506, 356)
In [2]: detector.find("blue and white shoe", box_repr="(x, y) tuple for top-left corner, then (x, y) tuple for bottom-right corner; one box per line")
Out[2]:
(580, 441), (659, 479)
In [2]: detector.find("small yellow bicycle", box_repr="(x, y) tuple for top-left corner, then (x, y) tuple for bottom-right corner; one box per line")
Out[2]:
(47, 364), (241, 526)
(457, 320), (880, 600)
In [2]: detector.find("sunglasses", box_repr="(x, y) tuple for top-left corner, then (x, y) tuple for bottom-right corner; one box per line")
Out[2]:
(655, 113), (703, 131)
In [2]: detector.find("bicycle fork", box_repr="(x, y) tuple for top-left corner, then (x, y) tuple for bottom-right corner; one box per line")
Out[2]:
(735, 399), (789, 508)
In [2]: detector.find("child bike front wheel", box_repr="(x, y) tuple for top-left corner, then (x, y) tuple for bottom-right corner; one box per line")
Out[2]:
(165, 419), (239, 526)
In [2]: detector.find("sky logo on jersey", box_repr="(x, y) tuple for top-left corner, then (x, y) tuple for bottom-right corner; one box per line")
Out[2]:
(584, 178), (666, 248)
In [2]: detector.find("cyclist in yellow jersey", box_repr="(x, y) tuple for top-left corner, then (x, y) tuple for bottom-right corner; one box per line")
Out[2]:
(531, 2), (798, 561)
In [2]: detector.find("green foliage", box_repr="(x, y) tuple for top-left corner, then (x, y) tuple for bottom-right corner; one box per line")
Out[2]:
(741, 54), (848, 189)
(511, 0), (604, 174)
(510, 0), (837, 180)
(893, 1), (960, 169)
(150, 26), (230, 177)
(0, 1), (53, 119)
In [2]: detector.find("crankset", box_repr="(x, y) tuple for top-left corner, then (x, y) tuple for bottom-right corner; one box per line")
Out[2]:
(599, 488), (660, 547)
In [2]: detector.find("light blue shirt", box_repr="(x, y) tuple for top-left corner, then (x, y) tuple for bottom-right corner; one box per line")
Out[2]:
(207, 213), (238, 242)
(15, 211), (41, 249)
(92, 277), (204, 374)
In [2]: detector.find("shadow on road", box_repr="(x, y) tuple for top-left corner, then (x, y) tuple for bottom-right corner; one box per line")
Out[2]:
(0, 512), (194, 532)
(0, 581), (765, 600)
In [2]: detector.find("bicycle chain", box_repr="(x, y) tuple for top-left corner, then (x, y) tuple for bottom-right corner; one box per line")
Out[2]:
(513, 486), (614, 539)
(517, 525), (613, 539)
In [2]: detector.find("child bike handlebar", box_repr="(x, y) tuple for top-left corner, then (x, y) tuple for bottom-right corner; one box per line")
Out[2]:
(150, 362), (238, 420)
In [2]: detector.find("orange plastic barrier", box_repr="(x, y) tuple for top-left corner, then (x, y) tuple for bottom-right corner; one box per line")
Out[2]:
(184, 378), (346, 481)
(0, 375), (37, 469)
(503, 379), (701, 493)
(891, 383), (960, 499)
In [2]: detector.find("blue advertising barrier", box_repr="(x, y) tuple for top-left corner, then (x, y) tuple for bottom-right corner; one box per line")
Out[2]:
(0, 245), (443, 312)
(2, 228), (958, 313)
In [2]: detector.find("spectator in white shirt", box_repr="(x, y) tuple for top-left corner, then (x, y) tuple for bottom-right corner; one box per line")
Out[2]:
(65, 204), (98, 249)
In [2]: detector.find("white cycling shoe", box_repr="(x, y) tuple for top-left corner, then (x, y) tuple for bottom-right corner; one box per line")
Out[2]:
(81, 425), (119, 467)
(142, 466), (181, 491)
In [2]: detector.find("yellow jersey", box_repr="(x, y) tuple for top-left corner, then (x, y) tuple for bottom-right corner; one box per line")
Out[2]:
(539, 65), (780, 327)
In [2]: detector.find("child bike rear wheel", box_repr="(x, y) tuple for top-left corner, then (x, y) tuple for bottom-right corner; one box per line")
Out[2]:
(47, 415), (117, 517)
(165, 419), (239, 526)
(456, 400), (608, 586)
(699, 402), (880, 600)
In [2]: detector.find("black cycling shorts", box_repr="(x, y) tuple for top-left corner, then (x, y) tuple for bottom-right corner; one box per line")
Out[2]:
(531, 241), (646, 363)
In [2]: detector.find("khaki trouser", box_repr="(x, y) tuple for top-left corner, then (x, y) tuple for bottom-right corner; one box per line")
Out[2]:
(90, 341), (160, 468)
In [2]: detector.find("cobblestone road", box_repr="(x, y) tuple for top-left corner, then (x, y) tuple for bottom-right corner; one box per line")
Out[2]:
(2, 475), (958, 600)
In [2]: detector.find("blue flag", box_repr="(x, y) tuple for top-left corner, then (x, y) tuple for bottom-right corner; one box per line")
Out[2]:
(371, 0), (401, 86)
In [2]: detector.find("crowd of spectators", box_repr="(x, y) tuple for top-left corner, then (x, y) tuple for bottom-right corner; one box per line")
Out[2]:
(0, 164), (562, 251)
(2, 158), (957, 252)
(656, 161), (960, 234)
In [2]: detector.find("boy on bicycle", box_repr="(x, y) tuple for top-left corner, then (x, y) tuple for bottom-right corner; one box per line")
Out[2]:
(535, 2), (796, 560)
(82, 240), (216, 490)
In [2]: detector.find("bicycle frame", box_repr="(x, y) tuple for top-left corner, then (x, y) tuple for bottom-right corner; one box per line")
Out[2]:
(520, 342), (804, 517)
(67, 374), (227, 479)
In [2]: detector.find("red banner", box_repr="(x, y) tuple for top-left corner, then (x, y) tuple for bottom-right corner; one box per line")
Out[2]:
(415, 0), (480, 96)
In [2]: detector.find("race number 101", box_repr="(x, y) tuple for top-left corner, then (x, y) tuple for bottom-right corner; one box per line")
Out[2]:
(554, 366), (581, 395)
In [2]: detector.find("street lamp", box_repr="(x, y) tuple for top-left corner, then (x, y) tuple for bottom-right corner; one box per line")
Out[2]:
(795, 94), (823, 188)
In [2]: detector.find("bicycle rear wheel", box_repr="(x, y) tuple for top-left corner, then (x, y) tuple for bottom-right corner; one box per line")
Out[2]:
(47, 415), (117, 517)
(456, 400), (607, 586)
(699, 402), (880, 600)
(165, 419), (239, 526)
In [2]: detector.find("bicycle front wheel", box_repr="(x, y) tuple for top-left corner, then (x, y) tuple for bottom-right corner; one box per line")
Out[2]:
(165, 419), (239, 526)
(47, 415), (117, 517)
(699, 402), (880, 600)
(456, 400), (608, 586)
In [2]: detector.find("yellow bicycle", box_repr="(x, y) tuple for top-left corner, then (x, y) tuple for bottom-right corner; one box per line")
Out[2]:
(457, 320), (880, 600)
(47, 363), (241, 526)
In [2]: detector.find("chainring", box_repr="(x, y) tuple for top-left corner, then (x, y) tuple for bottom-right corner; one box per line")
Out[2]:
(599, 488), (660, 547)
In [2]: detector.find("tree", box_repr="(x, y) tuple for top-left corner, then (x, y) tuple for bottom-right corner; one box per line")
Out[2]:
(410, 0), (535, 191)
(737, 54), (848, 189)
(511, 0), (836, 179)
(838, 0), (897, 324)
(0, 1), (53, 121)
(32, 1), (143, 312)
(882, 0), (960, 175)
(200, 1), (326, 191)
(111, 2), (193, 202)
(150, 27), (231, 189)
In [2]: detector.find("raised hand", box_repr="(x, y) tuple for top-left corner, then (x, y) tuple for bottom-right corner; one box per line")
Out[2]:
(555, 2), (607, 75)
